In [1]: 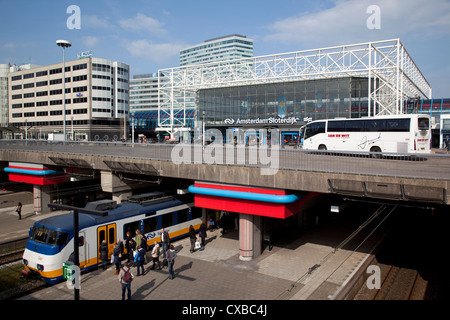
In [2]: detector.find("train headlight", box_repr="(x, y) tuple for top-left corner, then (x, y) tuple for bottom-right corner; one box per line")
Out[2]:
(37, 264), (44, 271)
(23, 259), (28, 266)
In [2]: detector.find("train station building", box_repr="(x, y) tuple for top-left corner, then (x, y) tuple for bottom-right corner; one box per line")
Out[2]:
(154, 38), (434, 260)
(146, 39), (433, 146)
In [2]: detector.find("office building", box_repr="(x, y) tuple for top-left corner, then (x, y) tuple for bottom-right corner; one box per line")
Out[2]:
(8, 57), (129, 141)
(180, 34), (254, 66)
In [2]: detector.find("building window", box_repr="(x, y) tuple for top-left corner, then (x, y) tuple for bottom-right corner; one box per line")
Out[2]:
(73, 108), (87, 114)
(73, 75), (87, 82)
(73, 97), (87, 104)
(36, 71), (48, 77)
(36, 81), (48, 87)
(73, 86), (87, 92)
(11, 75), (22, 81)
(73, 63), (87, 71)
(50, 79), (62, 85)
(50, 68), (62, 75)
(50, 89), (63, 95)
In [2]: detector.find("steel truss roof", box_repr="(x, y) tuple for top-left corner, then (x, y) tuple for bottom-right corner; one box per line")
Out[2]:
(158, 39), (431, 136)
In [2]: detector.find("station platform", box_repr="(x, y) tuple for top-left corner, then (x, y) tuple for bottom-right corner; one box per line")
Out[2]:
(0, 199), (377, 302)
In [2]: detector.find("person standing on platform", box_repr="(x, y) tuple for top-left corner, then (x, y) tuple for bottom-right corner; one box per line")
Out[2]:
(189, 225), (196, 253)
(100, 240), (108, 270)
(151, 241), (161, 270)
(135, 230), (143, 249)
(166, 244), (177, 280)
(125, 232), (136, 262)
(113, 243), (122, 275)
(16, 202), (22, 220)
(134, 245), (146, 276)
(199, 221), (207, 250)
(161, 228), (170, 257)
(118, 262), (134, 300)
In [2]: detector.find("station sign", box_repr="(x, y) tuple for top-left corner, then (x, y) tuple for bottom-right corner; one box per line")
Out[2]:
(62, 262), (73, 281)
(77, 50), (93, 59)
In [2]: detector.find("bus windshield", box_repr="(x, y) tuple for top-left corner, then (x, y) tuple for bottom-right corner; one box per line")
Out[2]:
(304, 121), (325, 140)
(418, 117), (429, 130)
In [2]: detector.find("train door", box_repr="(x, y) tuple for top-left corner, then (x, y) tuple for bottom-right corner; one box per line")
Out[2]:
(97, 223), (116, 264)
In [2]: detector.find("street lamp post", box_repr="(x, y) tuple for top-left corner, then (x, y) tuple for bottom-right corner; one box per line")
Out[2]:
(56, 40), (72, 141)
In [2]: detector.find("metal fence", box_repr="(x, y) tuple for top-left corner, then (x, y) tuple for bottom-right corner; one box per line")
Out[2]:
(1, 139), (450, 180)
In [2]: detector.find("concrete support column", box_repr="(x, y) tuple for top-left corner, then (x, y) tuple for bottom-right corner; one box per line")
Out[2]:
(239, 213), (262, 261)
(33, 184), (51, 215)
(112, 191), (132, 204)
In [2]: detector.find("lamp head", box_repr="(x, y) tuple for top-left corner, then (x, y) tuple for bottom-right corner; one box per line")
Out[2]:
(56, 40), (72, 48)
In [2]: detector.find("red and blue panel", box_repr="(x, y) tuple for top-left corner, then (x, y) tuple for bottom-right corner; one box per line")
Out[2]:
(189, 182), (318, 219)
(5, 162), (66, 185)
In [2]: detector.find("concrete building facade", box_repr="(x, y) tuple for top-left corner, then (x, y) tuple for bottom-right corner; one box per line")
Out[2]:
(8, 57), (129, 141)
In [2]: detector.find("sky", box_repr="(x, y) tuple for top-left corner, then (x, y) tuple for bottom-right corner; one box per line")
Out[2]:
(1, 0), (450, 97)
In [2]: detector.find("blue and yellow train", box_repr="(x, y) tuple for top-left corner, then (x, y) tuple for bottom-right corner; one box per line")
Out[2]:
(22, 192), (203, 284)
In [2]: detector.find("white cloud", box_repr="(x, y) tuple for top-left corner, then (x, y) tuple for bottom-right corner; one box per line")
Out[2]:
(119, 14), (167, 36)
(126, 40), (186, 65)
(83, 15), (112, 29)
(82, 36), (99, 48)
(264, 0), (450, 48)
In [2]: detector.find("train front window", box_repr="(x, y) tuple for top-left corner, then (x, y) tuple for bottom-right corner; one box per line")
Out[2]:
(33, 227), (49, 243)
(31, 226), (69, 245)
(47, 230), (58, 245)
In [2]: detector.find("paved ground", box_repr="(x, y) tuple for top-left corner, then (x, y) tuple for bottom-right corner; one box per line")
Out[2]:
(6, 214), (373, 303)
(0, 185), (377, 307)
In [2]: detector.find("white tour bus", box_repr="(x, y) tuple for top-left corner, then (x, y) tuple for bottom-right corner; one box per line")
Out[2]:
(300, 114), (431, 154)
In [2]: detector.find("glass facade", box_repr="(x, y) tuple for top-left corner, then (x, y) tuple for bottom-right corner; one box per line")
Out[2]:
(198, 77), (369, 127)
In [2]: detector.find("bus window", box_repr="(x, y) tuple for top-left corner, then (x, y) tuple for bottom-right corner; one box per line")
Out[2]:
(304, 121), (325, 139)
(365, 119), (386, 132)
(327, 121), (346, 132)
(418, 117), (429, 130)
(386, 119), (410, 132)
(345, 120), (365, 132)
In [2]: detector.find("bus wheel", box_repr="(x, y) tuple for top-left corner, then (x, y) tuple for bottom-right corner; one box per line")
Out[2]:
(318, 145), (327, 150)
(370, 147), (382, 158)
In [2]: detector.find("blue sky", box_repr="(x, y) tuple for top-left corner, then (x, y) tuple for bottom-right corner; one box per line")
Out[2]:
(1, 0), (449, 97)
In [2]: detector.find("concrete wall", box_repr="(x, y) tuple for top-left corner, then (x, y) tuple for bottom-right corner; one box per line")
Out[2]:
(1, 149), (449, 204)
